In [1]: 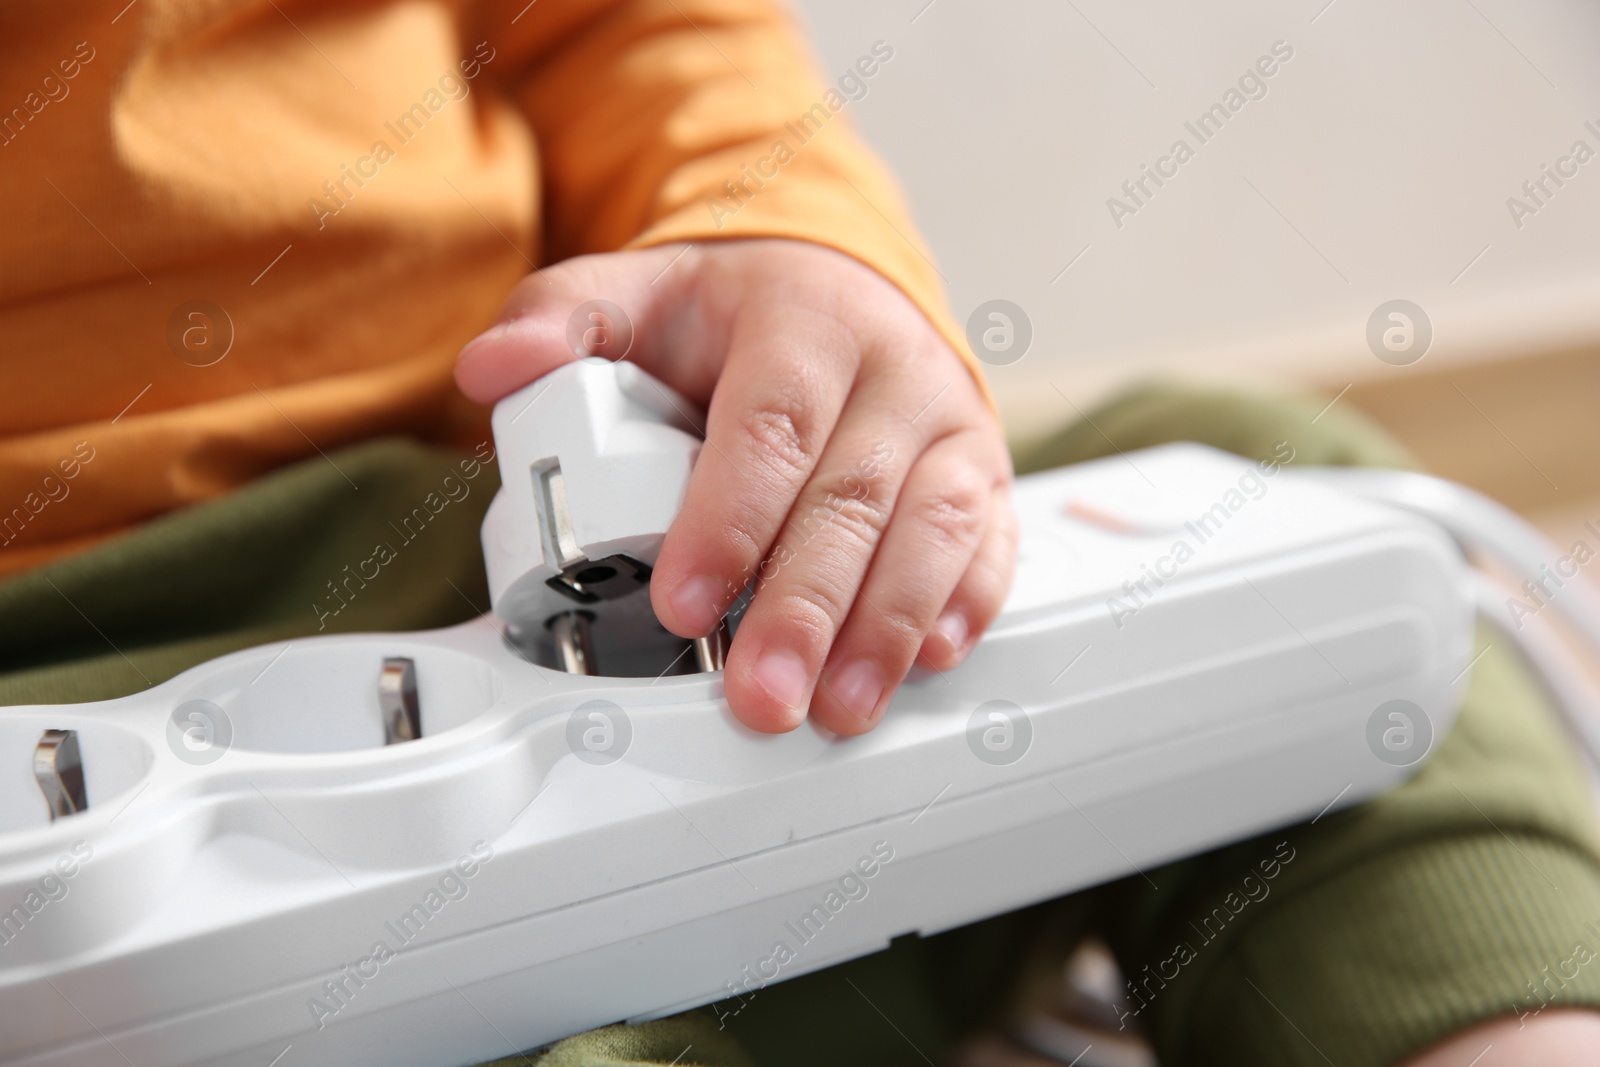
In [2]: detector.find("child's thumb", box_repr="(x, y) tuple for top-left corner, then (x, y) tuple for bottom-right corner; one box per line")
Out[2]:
(453, 244), (695, 404)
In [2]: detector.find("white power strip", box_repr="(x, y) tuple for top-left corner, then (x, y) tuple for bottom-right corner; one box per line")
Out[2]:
(0, 369), (1475, 1067)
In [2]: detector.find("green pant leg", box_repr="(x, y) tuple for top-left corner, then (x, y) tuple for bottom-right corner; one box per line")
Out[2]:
(0, 437), (499, 707)
(1012, 382), (1416, 477)
(483, 1011), (755, 1067)
(1099, 630), (1600, 1067)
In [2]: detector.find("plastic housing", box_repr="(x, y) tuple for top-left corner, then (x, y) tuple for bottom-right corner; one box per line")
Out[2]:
(0, 444), (1475, 1066)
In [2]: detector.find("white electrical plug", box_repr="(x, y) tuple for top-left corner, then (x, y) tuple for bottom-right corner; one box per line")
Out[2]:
(480, 358), (711, 673)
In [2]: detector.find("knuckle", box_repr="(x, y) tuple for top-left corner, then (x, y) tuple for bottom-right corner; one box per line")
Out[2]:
(736, 402), (814, 484)
(912, 477), (987, 548)
(769, 586), (847, 645)
(710, 524), (766, 599)
(969, 557), (1012, 611)
(992, 502), (1021, 554)
(981, 507), (1019, 560)
(512, 255), (591, 305)
(825, 491), (893, 552)
(968, 515), (1020, 612)
(1000, 517), (1021, 556)
(870, 599), (926, 649)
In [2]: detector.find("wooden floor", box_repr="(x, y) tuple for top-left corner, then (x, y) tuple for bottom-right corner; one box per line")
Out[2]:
(1339, 342), (1600, 538)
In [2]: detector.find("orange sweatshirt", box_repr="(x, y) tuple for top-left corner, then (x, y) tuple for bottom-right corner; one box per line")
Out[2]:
(0, 0), (981, 577)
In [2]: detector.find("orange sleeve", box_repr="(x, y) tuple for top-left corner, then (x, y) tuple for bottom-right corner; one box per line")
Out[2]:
(477, 0), (993, 408)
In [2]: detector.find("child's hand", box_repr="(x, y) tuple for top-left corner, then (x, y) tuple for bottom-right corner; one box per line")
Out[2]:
(455, 239), (1015, 735)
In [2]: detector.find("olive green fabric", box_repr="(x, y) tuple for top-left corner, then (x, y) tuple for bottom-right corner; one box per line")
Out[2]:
(1091, 629), (1600, 1067)
(1011, 382), (1416, 476)
(0, 437), (498, 706)
(4, 389), (1600, 1067)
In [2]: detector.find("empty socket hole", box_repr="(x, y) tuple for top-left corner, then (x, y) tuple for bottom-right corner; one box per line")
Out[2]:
(0, 720), (153, 834)
(187, 644), (498, 754)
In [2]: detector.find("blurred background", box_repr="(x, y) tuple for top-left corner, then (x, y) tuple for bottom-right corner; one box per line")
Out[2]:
(792, 0), (1600, 548)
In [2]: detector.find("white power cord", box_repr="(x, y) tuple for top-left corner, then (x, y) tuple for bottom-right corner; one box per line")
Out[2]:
(1293, 466), (1600, 771)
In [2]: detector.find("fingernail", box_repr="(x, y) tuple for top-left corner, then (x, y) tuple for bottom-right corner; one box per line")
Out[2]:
(935, 611), (968, 654)
(669, 575), (724, 636)
(753, 648), (809, 710)
(826, 659), (885, 722)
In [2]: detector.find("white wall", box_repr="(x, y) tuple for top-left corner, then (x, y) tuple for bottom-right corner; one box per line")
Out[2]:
(790, 0), (1600, 435)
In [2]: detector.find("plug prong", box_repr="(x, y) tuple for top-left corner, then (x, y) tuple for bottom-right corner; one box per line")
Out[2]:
(693, 618), (730, 673)
(380, 657), (421, 743)
(549, 611), (597, 675)
(34, 729), (87, 821)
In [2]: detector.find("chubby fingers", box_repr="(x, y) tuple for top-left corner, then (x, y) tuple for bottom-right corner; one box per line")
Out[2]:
(649, 296), (1009, 733)
(913, 483), (1018, 673)
(806, 430), (1010, 735)
(646, 299), (858, 726)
